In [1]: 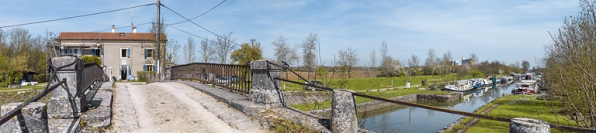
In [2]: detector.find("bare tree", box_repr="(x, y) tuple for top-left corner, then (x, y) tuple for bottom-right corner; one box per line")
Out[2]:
(199, 37), (213, 63)
(273, 35), (299, 64)
(213, 31), (237, 64)
(408, 55), (418, 67)
(164, 39), (180, 65)
(183, 37), (196, 64)
(301, 32), (318, 79)
(443, 50), (452, 65)
(337, 47), (358, 88)
(370, 49), (377, 70)
(379, 41), (396, 77)
(469, 53), (478, 65)
(424, 48), (437, 75)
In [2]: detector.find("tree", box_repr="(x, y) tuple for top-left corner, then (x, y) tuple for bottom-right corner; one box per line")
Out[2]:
(164, 39), (180, 65)
(199, 37), (213, 63)
(301, 32), (318, 79)
(521, 60), (530, 73)
(470, 70), (484, 78)
(230, 42), (263, 65)
(443, 50), (452, 65)
(213, 31), (237, 64)
(424, 48), (438, 75)
(541, 0), (596, 128)
(378, 41), (395, 77)
(337, 47), (358, 78)
(273, 35), (299, 64)
(184, 37), (196, 64)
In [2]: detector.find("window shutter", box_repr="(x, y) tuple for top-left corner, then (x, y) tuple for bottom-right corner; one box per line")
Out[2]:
(153, 65), (156, 71)
(144, 49), (147, 59)
(92, 49), (95, 56)
(143, 65), (147, 71)
(74, 49), (78, 54)
(127, 49), (131, 58)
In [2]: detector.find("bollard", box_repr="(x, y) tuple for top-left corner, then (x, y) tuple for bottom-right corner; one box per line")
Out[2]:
(249, 60), (283, 109)
(509, 118), (550, 133)
(331, 89), (358, 133)
(1, 102), (49, 133)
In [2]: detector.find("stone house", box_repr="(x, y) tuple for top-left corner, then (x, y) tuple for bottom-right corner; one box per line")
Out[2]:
(54, 26), (167, 80)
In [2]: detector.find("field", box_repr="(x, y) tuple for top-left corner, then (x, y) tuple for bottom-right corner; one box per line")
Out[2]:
(465, 95), (578, 133)
(0, 83), (51, 106)
(281, 72), (466, 91)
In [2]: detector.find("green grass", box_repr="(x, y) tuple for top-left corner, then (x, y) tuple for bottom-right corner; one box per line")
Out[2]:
(281, 74), (468, 91)
(465, 95), (578, 133)
(290, 89), (449, 111)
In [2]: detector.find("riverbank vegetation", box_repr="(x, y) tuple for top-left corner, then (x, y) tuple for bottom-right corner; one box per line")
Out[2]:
(540, 0), (596, 129)
(465, 95), (576, 132)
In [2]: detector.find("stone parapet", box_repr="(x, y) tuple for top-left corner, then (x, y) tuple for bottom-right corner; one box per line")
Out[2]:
(48, 56), (86, 119)
(1, 102), (49, 133)
(331, 89), (357, 133)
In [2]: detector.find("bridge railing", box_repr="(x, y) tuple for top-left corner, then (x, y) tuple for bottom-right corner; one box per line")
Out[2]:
(171, 63), (252, 94)
(79, 63), (104, 95)
(264, 60), (596, 132)
(0, 57), (105, 132)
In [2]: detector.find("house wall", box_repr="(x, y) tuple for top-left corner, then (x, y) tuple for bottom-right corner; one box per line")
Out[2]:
(58, 40), (158, 80)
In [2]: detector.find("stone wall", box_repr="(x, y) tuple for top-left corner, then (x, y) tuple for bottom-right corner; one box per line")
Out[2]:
(417, 93), (461, 102)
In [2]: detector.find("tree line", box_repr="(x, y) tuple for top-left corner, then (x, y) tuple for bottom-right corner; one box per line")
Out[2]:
(0, 28), (50, 85)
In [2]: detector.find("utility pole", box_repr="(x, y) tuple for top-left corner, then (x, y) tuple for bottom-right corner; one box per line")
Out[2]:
(156, 0), (161, 74)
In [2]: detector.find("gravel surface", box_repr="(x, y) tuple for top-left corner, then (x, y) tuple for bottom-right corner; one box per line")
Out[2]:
(110, 82), (266, 133)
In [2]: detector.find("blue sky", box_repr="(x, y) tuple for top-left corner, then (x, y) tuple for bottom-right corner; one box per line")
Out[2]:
(0, 0), (580, 67)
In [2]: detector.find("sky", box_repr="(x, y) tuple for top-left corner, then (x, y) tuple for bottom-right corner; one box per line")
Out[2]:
(0, 0), (581, 67)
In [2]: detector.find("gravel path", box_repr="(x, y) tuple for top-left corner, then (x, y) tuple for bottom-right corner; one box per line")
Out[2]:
(111, 82), (266, 133)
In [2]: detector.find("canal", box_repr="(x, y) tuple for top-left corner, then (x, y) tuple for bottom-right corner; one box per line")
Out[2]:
(359, 83), (517, 133)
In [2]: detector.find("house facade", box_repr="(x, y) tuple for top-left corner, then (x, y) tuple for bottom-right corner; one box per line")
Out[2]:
(54, 27), (167, 80)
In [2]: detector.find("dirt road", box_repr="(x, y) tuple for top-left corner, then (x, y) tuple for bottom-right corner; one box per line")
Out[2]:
(111, 82), (265, 133)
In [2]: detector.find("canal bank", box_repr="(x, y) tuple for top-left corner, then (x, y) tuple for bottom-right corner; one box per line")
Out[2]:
(359, 83), (518, 133)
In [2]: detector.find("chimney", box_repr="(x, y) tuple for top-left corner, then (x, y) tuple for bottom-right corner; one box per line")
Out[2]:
(132, 26), (137, 33)
(111, 25), (115, 33)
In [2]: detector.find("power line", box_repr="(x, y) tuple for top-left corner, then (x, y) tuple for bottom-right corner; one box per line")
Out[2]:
(167, 0), (226, 26)
(168, 25), (239, 46)
(0, 3), (156, 29)
(160, 4), (220, 38)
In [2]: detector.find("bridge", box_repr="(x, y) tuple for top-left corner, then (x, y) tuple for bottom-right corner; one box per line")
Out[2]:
(1, 57), (594, 132)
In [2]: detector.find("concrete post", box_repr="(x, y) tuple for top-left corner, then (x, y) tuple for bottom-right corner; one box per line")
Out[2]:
(509, 118), (550, 133)
(249, 59), (283, 109)
(331, 89), (358, 133)
(1, 102), (49, 133)
(47, 56), (86, 118)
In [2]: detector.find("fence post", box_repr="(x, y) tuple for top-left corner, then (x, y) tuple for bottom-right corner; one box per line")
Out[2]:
(47, 56), (86, 118)
(331, 89), (358, 133)
(1, 102), (49, 133)
(509, 118), (550, 133)
(249, 59), (282, 109)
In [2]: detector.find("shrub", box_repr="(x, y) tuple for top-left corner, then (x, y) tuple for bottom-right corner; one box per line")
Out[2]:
(81, 55), (102, 66)
(137, 71), (156, 82)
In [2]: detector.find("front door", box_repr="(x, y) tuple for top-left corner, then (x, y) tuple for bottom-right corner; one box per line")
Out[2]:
(120, 65), (129, 80)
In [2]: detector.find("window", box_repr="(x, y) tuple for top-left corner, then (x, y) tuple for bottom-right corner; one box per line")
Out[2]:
(121, 48), (130, 58)
(145, 48), (153, 59)
(143, 65), (155, 71)
(92, 49), (101, 56)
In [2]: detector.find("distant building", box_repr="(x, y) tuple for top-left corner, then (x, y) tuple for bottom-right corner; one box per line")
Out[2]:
(53, 26), (167, 80)
(461, 57), (476, 66)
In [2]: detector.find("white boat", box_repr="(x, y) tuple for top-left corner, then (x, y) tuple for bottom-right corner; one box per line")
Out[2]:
(443, 80), (474, 92)
(512, 80), (540, 95)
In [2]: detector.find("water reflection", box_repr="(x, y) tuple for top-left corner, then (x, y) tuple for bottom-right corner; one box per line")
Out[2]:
(359, 83), (517, 133)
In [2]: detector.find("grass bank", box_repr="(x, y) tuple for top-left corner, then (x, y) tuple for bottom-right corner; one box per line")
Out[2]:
(281, 74), (470, 91)
(0, 83), (51, 105)
(465, 95), (578, 133)
(290, 89), (449, 111)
